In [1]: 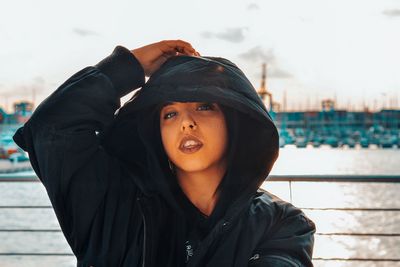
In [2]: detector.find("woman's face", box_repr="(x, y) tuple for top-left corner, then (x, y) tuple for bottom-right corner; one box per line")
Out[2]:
(160, 102), (228, 173)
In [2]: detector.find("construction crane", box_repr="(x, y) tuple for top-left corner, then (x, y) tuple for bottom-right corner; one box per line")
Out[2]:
(257, 63), (279, 112)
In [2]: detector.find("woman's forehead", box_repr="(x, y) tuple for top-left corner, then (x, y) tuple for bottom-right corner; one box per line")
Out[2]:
(160, 101), (217, 109)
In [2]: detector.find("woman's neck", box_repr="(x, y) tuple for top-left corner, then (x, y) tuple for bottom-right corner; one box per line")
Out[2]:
(176, 161), (227, 216)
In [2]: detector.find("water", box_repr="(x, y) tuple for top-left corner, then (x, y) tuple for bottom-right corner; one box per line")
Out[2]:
(272, 146), (400, 175)
(3, 146), (399, 177)
(0, 148), (400, 266)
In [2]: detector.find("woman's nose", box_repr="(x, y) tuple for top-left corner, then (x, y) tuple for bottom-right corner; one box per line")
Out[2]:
(181, 115), (197, 131)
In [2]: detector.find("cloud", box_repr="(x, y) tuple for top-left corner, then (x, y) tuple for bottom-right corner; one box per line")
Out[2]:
(298, 16), (313, 23)
(269, 67), (292, 79)
(247, 3), (259, 10)
(382, 9), (400, 17)
(3, 85), (29, 97)
(252, 66), (292, 79)
(201, 27), (247, 43)
(238, 46), (275, 62)
(201, 31), (213, 39)
(239, 46), (292, 79)
(72, 28), (100, 37)
(33, 76), (45, 85)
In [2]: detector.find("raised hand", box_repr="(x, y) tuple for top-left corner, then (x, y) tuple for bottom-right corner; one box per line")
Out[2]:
(131, 40), (201, 76)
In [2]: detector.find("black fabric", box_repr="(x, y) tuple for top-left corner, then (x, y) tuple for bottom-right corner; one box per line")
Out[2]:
(174, 186), (209, 263)
(13, 45), (315, 266)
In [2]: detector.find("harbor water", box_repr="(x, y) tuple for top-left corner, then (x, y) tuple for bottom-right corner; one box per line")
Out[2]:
(0, 147), (399, 266)
(271, 145), (400, 175)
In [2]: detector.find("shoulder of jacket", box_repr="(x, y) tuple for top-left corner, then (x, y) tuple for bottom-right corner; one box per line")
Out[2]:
(255, 188), (315, 233)
(250, 189), (297, 214)
(248, 189), (314, 228)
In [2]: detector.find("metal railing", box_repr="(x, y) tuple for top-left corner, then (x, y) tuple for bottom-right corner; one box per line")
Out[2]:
(0, 174), (399, 266)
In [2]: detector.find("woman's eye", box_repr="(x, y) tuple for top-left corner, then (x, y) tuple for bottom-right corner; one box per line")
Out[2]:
(197, 103), (214, 111)
(164, 112), (176, 120)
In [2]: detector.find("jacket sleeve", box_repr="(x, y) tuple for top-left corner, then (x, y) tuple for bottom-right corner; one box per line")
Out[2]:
(249, 197), (316, 267)
(12, 46), (145, 256)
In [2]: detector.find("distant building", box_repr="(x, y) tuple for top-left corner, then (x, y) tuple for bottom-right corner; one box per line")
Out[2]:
(274, 109), (399, 134)
(378, 109), (400, 129)
(12, 101), (34, 124)
(0, 108), (7, 124)
(0, 101), (34, 124)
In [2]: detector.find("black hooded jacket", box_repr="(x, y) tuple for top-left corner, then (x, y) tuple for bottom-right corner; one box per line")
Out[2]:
(13, 46), (315, 266)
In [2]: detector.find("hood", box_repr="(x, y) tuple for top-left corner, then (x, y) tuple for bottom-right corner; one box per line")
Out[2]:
(100, 55), (279, 209)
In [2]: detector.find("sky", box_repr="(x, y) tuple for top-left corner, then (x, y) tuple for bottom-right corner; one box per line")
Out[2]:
(1, 0), (399, 113)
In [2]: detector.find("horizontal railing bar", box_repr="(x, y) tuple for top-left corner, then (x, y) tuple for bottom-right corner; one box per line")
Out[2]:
(0, 254), (398, 262)
(313, 257), (400, 262)
(1, 230), (399, 237)
(1, 174), (400, 182)
(269, 175), (400, 182)
(0, 229), (61, 232)
(2, 206), (400, 212)
(0, 253), (74, 256)
(316, 233), (400, 236)
(301, 207), (400, 211)
(0, 206), (52, 208)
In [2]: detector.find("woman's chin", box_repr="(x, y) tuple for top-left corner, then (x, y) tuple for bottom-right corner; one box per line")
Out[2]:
(175, 163), (209, 174)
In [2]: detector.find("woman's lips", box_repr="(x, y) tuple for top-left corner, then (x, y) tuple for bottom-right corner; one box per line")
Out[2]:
(179, 144), (203, 154)
(179, 135), (203, 154)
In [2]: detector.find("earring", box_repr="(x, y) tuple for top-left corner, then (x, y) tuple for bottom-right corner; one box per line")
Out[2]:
(168, 159), (175, 172)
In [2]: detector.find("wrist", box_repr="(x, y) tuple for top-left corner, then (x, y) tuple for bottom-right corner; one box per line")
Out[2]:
(96, 46), (145, 97)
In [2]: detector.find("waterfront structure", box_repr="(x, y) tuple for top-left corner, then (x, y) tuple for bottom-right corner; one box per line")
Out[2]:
(0, 101), (34, 125)
(273, 108), (400, 132)
(255, 63), (399, 148)
(273, 105), (400, 148)
(256, 64), (281, 118)
(1, 87), (399, 148)
(0, 108), (7, 124)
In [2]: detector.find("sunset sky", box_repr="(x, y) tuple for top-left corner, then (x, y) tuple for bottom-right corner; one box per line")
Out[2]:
(1, 0), (399, 112)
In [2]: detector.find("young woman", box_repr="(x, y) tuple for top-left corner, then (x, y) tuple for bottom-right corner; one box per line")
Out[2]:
(14, 40), (315, 266)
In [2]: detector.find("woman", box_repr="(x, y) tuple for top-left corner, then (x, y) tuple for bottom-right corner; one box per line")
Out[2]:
(14, 40), (315, 266)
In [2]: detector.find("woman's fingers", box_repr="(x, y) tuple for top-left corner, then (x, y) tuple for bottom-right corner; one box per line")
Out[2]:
(131, 39), (201, 76)
(161, 40), (199, 56)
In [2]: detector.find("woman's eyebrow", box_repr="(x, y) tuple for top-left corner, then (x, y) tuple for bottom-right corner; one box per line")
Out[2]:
(160, 102), (175, 109)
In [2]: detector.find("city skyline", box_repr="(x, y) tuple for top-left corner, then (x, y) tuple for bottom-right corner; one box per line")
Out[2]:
(1, 0), (399, 113)
(2, 87), (399, 114)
